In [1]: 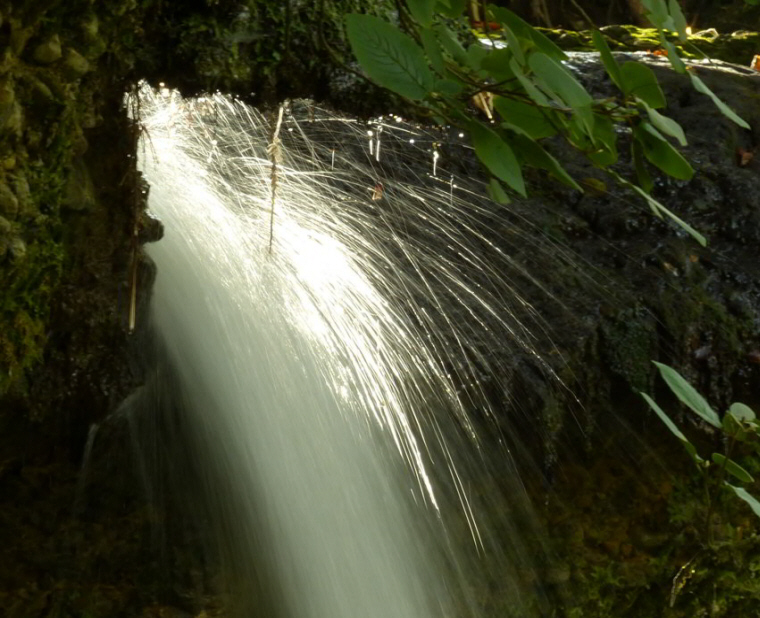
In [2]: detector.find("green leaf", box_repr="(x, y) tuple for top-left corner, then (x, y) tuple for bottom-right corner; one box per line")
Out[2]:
(481, 48), (516, 82)
(662, 39), (687, 74)
(510, 57), (550, 106)
(433, 78), (464, 96)
(629, 182), (707, 246)
(690, 73), (751, 129)
(668, 0), (689, 40)
(730, 402), (757, 423)
(508, 131), (582, 190)
(487, 178), (511, 204)
(435, 0), (466, 18)
(493, 96), (558, 139)
(489, 7), (567, 61)
(591, 30), (624, 91)
(346, 14), (434, 100)
(726, 484), (760, 519)
(470, 123), (526, 196)
(407, 0), (436, 27)
(722, 411), (748, 441)
(620, 61), (666, 108)
(467, 43), (490, 72)
(420, 28), (446, 75)
(528, 53), (593, 110)
(635, 122), (693, 180)
(653, 361), (721, 427)
(500, 24), (526, 66)
(642, 101), (687, 146)
(632, 139), (654, 193)
(590, 113), (618, 163)
(641, 391), (702, 462)
(641, 0), (670, 27)
(713, 453), (754, 483)
(434, 24), (470, 67)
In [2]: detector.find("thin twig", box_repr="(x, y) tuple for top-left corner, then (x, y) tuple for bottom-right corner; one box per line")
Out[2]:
(568, 0), (595, 29)
(267, 103), (286, 254)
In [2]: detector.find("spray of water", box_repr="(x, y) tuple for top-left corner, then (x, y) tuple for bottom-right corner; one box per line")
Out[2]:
(133, 84), (576, 617)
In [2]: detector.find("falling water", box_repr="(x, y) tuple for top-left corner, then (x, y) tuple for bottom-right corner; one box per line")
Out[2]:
(134, 85), (573, 617)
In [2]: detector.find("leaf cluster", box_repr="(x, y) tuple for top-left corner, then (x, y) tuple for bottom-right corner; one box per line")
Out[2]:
(641, 361), (760, 524)
(345, 1), (752, 246)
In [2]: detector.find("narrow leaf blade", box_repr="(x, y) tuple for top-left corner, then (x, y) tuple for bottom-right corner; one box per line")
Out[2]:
(591, 30), (624, 91)
(713, 453), (754, 483)
(641, 392), (701, 462)
(690, 73), (751, 129)
(653, 361), (721, 427)
(726, 484), (760, 519)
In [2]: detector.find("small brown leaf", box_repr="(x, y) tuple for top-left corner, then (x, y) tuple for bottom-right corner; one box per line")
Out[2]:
(736, 147), (754, 167)
(751, 55), (760, 72)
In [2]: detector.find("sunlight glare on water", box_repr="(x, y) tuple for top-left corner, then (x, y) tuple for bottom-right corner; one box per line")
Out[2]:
(136, 84), (557, 618)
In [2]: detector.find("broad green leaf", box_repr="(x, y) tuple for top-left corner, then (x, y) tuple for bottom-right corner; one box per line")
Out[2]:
(488, 178), (511, 204)
(653, 361), (721, 427)
(346, 14), (434, 100)
(668, 0), (689, 40)
(501, 24), (525, 66)
(528, 53), (594, 137)
(713, 453), (754, 483)
(635, 122), (693, 180)
(641, 391), (702, 462)
(629, 182), (707, 246)
(690, 73), (751, 129)
(632, 139), (654, 193)
(407, 0), (436, 27)
(435, 0), (466, 18)
(481, 48), (516, 82)
(723, 411), (749, 441)
(507, 131), (582, 190)
(620, 61), (666, 108)
(433, 78), (464, 96)
(642, 101), (687, 146)
(489, 7), (567, 61)
(528, 53), (592, 109)
(641, 0), (670, 27)
(420, 28), (446, 75)
(470, 123), (526, 196)
(726, 484), (760, 519)
(434, 25), (470, 67)
(591, 30), (624, 91)
(493, 96), (558, 139)
(467, 43), (490, 72)
(510, 57), (550, 106)
(730, 402), (757, 423)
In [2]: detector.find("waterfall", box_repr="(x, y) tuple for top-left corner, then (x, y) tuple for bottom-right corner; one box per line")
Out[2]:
(134, 85), (560, 617)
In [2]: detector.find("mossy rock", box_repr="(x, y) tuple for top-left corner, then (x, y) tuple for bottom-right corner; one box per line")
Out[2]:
(535, 25), (760, 66)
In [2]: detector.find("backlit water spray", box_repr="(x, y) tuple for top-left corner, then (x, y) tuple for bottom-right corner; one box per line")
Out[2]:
(134, 85), (568, 617)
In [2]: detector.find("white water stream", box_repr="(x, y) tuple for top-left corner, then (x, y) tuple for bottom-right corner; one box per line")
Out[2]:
(136, 86), (554, 617)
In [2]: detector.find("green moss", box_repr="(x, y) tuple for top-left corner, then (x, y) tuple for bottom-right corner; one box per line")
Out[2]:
(601, 306), (658, 392)
(536, 25), (760, 65)
(0, 232), (64, 395)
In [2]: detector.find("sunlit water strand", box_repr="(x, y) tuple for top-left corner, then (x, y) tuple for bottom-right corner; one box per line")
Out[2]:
(135, 85), (571, 617)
